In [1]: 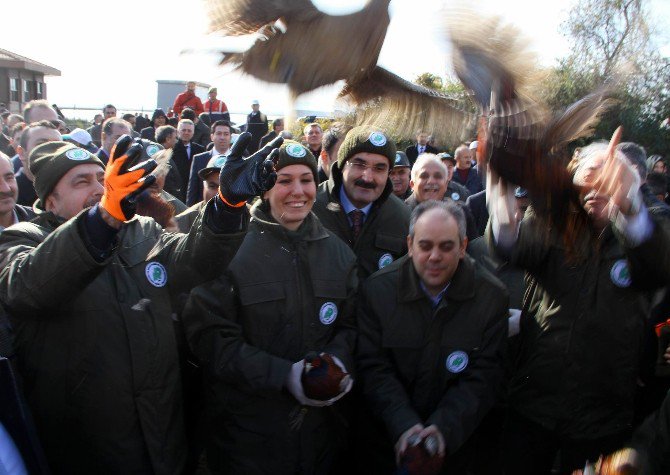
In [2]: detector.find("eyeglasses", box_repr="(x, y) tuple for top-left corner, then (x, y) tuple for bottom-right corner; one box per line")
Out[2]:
(346, 159), (389, 175)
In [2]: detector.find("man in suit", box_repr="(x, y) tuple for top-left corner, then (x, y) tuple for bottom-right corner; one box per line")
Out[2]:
(97, 118), (131, 165)
(186, 120), (232, 205)
(246, 100), (268, 153)
(405, 130), (438, 166)
(259, 118), (284, 148)
(169, 120), (205, 203)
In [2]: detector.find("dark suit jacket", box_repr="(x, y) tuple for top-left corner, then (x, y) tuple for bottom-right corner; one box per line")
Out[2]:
(186, 150), (215, 206)
(465, 190), (488, 238)
(405, 144), (439, 165)
(96, 148), (110, 166)
(140, 126), (156, 142)
(171, 141), (205, 202)
(15, 170), (37, 207)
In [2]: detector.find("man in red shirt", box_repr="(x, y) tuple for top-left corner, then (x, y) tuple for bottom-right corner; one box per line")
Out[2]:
(172, 81), (204, 117)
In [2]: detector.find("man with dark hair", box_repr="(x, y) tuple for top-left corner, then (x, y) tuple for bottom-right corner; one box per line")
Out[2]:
(317, 123), (350, 183)
(357, 200), (508, 472)
(98, 118), (131, 165)
(155, 125), (177, 150)
(140, 109), (168, 142)
(187, 120), (233, 205)
(121, 113), (141, 138)
(259, 118), (284, 148)
(15, 121), (61, 206)
(88, 104), (117, 147)
(313, 126), (410, 279)
(405, 130), (438, 166)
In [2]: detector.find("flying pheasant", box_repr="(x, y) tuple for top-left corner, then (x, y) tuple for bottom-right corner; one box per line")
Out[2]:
(205, 0), (476, 145)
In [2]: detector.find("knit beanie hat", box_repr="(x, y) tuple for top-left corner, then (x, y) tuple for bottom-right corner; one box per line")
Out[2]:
(29, 141), (105, 208)
(275, 141), (319, 182)
(336, 126), (396, 169)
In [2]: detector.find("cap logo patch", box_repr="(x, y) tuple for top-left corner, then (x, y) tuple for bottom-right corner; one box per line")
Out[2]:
(145, 262), (167, 287)
(610, 259), (631, 288)
(395, 153), (402, 165)
(65, 148), (90, 161)
(451, 192), (460, 201)
(146, 144), (160, 157)
(368, 132), (387, 147)
(286, 143), (307, 158)
(378, 253), (393, 269)
(446, 351), (468, 373)
(319, 302), (338, 325)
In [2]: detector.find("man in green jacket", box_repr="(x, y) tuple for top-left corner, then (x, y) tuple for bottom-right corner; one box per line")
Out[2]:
(0, 133), (280, 474)
(357, 200), (508, 473)
(312, 126), (411, 280)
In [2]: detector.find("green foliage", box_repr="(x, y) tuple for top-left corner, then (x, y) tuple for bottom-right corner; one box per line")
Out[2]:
(536, 0), (670, 157)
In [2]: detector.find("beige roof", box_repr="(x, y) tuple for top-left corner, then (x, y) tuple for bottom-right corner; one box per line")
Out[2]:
(0, 48), (60, 76)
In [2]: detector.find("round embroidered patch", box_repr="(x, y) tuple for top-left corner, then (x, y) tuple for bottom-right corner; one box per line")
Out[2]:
(610, 259), (631, 288)
(378, 253), (393, 269)
(286, 143), (307, 158)
(368, 132), (387, 147)
(65, 148), (90, 161)
(451, 192), (460, 201)
(145, 262), (168, 287)
(319, 302), (338, 325)
(213, 155), (227, 168)
(446, 351), (469, 373)
(145, 144), (160, 157)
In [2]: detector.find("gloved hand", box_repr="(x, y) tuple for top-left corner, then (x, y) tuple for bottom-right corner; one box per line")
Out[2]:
(100, 135), (157, 222)
(218, 132), (284, 207)
(285, 360), (334, 407)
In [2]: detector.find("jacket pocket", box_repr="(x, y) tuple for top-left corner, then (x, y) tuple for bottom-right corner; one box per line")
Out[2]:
(237, 281), (288, 350)
(375, 233), (405, 254)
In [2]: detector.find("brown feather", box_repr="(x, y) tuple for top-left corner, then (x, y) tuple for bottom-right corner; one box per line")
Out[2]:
(340, 66), (478, 148)
(205, 0), (321, 36)
(214, 0), (390, 97)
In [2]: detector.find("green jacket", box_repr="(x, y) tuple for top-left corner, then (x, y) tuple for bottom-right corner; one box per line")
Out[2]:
(357, 255), (508, 458)
(184, 201), (358, 474)
(0, 204), (245, 474)
(490, 209), (670, 438)
(175, 201), (206, 233)
(313, 163), (410, 280)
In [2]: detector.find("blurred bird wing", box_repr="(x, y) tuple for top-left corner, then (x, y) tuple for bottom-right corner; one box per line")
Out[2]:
(218, 1), (391, 95)
(447, 10), (541, 110)
(205, 0), (322, 35)
(339, 66), (477, 147)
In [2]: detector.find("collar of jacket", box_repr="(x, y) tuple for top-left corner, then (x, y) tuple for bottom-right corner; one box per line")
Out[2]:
(324, 162), (393, 211)
(30, 210), (67, 229)
(397, 253), (476, 303)
(250, 200), (329, 242)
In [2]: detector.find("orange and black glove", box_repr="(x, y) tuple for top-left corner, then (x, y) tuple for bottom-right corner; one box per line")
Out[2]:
(218, 132), (283, 208)
(100, 135), (157, 222)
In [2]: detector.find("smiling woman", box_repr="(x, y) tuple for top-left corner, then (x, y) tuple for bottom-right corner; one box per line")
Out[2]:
(183, 139), (359, 473)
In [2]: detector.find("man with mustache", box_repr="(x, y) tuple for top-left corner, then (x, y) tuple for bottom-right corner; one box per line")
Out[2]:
(0, 134), (274, 474)
(489, 136), (670, 474)
(313, 126), (410, 279)
(405, 154), (449, 210)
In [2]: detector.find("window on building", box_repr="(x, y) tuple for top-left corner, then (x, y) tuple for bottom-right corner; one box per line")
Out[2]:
(22, 79), (31, 102)
(36, 82), (43, 99)
(9, 78), (18, 102)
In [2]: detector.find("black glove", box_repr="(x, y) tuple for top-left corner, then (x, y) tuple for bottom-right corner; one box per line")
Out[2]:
(100, 135), (157, 221)
(218, 132), (284, 207)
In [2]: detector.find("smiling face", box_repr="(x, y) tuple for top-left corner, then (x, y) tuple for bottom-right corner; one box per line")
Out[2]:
(411, 160), (447, 203)
(408, 208), (467, 296)
(45, 164), (105, 220)
(267, 164), (316, 230)
(341, 152), (389, 208)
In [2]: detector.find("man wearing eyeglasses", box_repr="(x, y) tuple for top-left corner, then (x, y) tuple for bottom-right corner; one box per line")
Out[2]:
(313, 126), (411, 279)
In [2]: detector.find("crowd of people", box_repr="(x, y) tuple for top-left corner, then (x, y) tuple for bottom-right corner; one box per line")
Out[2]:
(0, 92), (668, 475)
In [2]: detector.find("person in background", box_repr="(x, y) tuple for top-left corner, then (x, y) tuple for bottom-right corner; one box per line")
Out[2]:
(203, 87), (229, 123)
(389, 151), (412, 200)
(140, 109), (168, 142)
(87, 104), (116, 147)
(245, 100), (268, 153)
(15, 121), (61, 206)
(172, 81), (204, 118)
(187, 120), (233, 206)
(260, 118), (284, 149)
